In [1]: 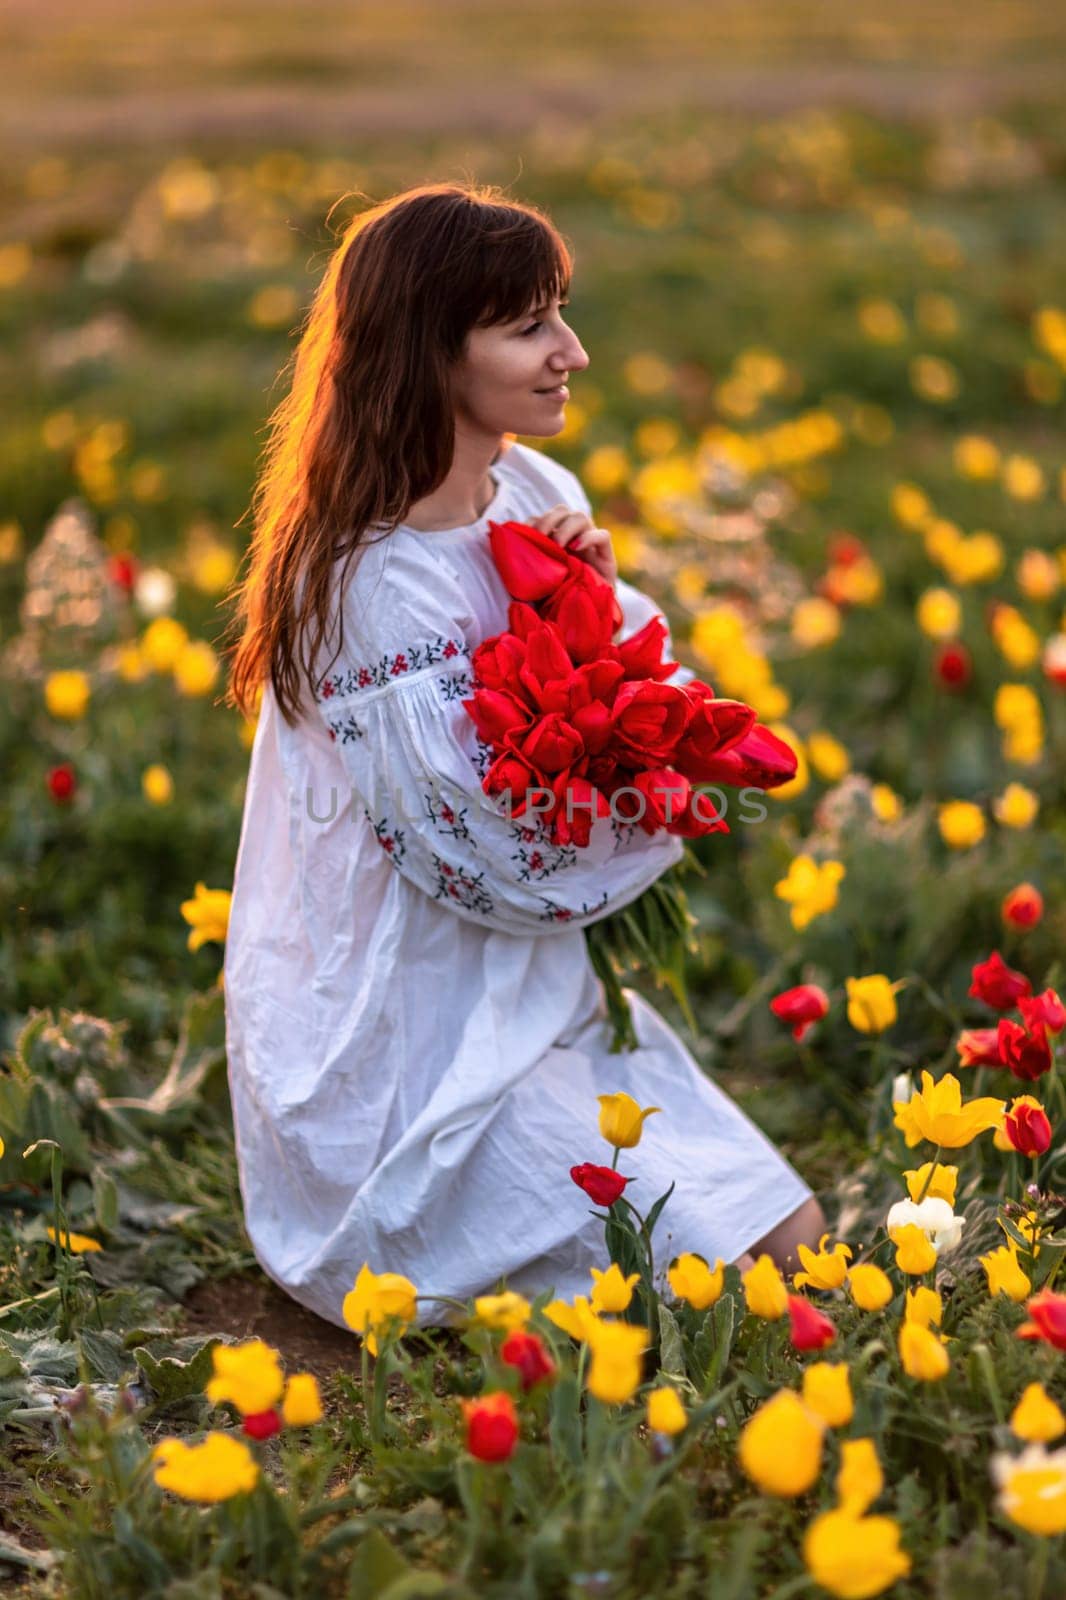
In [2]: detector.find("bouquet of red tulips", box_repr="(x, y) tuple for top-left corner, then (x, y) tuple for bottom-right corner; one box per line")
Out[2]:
(462, 520), (799, 1051)
(463, 520), (798, 848)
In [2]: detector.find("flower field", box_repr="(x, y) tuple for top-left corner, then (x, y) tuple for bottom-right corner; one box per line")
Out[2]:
(2, 5), (1066, 1595)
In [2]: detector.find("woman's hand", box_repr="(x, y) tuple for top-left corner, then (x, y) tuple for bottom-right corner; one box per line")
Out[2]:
(528, 504), (618, 590)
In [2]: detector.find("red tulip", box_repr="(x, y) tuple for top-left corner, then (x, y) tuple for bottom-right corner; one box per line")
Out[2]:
(683, 722), (798, 790)
(933, 641), (972, 689)
(955, 1028), (1003, 1069)
(770, 984), (830, 1043)
(542, 568), (619, 661)
(488, 520), (570, 601)
(609, 767), (691, 835)
(671, 691), (756, 783)
(828, 533), (866, 567)
(969, 952), (1032, 1011)
(610, 680), (692, 769)
(1001, 883), (1044, 929)
(1017, 1290), (1066, 1351)
(462, 688), (533, 746)
(611, 614), (677, 682)
(1020, 989), (1066, 1036)
(997, 1017), (1052, 1082)
(500, 1329), (557, 1391)
(509, 713), (586, 778)
(483, 749), (543, 818)
(1003, 1098), (1052, 1158)
(461, 1390), (520, 1462)
(665, 785), (731, 839)
(570, 1163), (633, 1207)
(787, 1295), (836, 1351)
(471, 632), (528, 693)
(547, 774), (611, 847)
(47, 763), (76, 803)
(107, 552), (138, 593)
(242, 1408), (282, 1440)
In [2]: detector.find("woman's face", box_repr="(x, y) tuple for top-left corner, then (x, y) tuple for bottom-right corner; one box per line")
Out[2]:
(452, 295), (590, 439)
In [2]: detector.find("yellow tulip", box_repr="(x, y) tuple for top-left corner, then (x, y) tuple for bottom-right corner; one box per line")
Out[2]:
(584, 1319), (648, 1406)
(979, 1242), (1031, 1304)
(891, 481), (933, 529)
(205, 1338), (284, 1416)
(773, 855), (846, 932)
(793, 1233), (852, 1291)
(141, 616), (189, 672)
(993, 782), (1039, 830)
(588, 1264), (640, 1314)
(902, 1163), (957, 1207)
(903, 1286), (943, 1329)
(173, 639), (220, 697)
(836, 1437), (883, 1515)
(870, 783), (902, 824)
(281, 1373), (324, 1427)
(738, 1390), (825, 1497)
(1011, 1383), (1066, 1444)
(993, 1445), (1066, 1536)
(44, 669), (91, 720)
(180, 882), (232, 952)
(667, 1252), (725, 1311)
(847, 1263), (894, 1312)
(916, 587), (961, 639)
(543, 1295), (600, 1343)
(807, 732), (850, 783)
(898, 1320), (950, 1381)
(472, 1291), (531, 1330)
(45, 1226), (102, 1254)
(742, 1254), (788, 1320)
(802, 1363), (854, 1428)
(152, 1432), (259, 1502)
(646, 1386), (687, 1436)
(142, 763), (174, 805)
(954, 434), (1000, 480)
(937, 800), (986, 850)
(890, 1224), (937, 1276)
(892, 1070), (1005, 1149)
(803, 1508), (911, 1597)
(342, 1262), (418, 1357)
(845, 976), (899, 1035)
(791, 597), (841, 649)
(596, 1091), (661, 1149)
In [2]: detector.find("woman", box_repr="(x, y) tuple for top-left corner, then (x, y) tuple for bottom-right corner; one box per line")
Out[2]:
(222, 181), (823, 1330)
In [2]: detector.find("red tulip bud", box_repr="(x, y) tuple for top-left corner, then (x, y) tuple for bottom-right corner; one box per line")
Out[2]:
(1003, 1098), (1052, 1158)
(242, 1408), (282, 1440)
(787, 1295), (836, 1351)
(47, 763), (77, 803)
(461, 1390), (519, 1462)
(569, 1163), (633, 1207)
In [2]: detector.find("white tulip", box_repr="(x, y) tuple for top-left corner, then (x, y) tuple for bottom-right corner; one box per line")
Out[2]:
(886, 1195), (964, 1253)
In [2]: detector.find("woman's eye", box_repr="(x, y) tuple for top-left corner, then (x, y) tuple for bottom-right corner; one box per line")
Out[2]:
(521, 321), (542, 336)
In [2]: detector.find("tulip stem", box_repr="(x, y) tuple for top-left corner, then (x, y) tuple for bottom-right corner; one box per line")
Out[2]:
(1028, 1537), (1050, 1600)
(619, 1196), (659, 1330)
(913, 1148), (942, 1205)
(580, 1396), (609, 1568)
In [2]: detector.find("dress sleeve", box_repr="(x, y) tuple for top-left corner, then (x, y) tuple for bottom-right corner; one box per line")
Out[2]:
(312, 551), (684, 936)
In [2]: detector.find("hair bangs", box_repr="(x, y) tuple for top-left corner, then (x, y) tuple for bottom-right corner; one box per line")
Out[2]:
(468, 210), (572, 330)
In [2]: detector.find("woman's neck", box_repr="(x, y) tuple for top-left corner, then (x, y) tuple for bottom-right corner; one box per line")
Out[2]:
(402, 437), (505, 532)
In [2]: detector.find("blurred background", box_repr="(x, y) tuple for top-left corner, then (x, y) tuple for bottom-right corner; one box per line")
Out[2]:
(2, 0), (1066, 1163)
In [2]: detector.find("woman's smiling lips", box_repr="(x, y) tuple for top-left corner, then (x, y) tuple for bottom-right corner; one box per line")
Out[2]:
(534, 383), (569, 400)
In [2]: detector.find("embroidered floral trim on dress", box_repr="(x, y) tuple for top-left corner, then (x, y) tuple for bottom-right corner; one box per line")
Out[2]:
(432, 855), (494, 915)
(317, 635), (471, 703)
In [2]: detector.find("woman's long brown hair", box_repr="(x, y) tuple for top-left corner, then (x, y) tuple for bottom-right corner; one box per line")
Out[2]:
(222, 181), (574, 727)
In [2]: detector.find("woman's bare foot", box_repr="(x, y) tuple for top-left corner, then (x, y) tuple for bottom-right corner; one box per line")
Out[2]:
(749, 1196), (827, 1276)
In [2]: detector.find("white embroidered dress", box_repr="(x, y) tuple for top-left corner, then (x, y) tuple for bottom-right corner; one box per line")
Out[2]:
(223, 440), (812, 1328)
